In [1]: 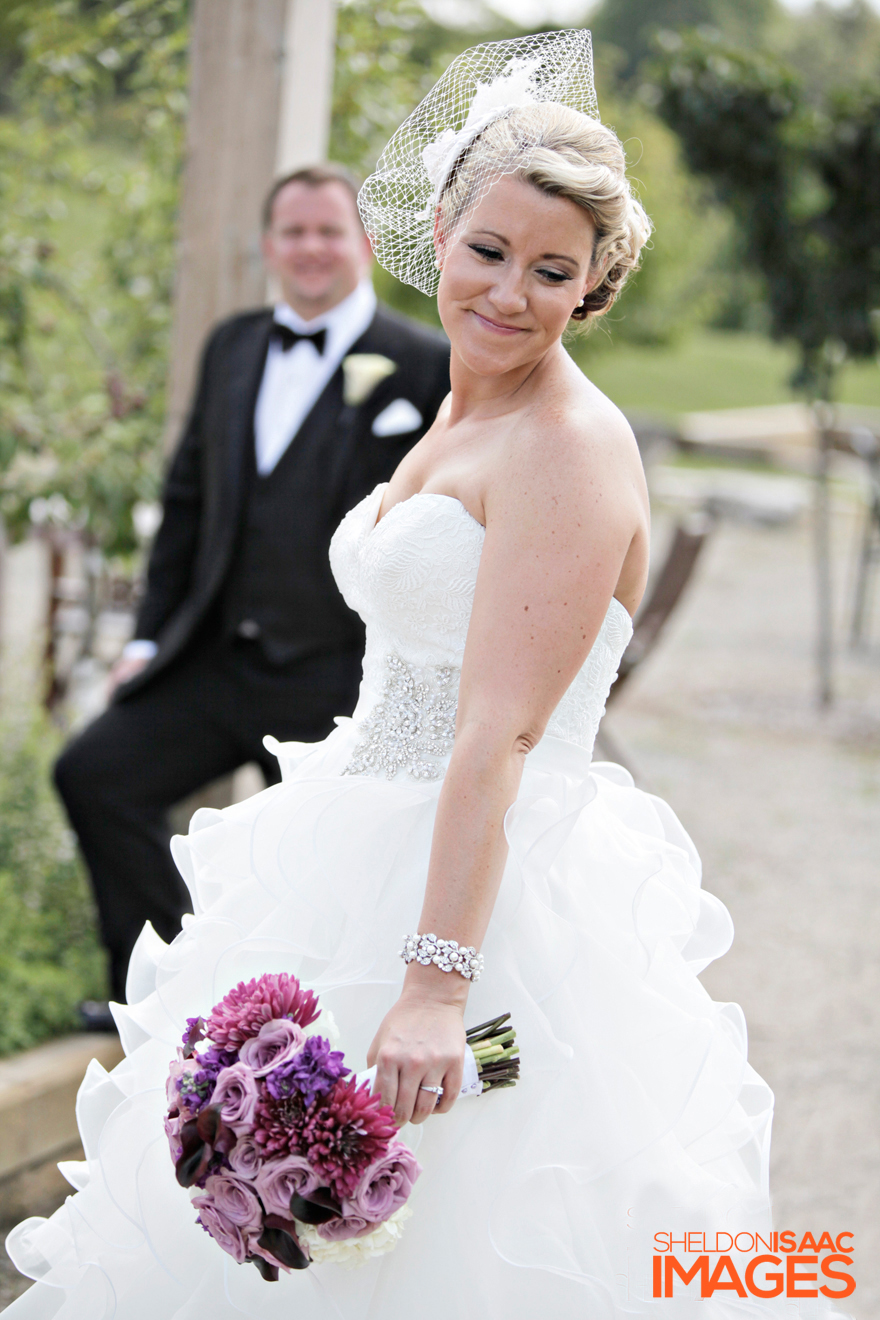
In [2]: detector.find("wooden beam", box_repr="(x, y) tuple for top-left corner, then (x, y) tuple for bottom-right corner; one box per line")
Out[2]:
(163, 0), (286, 453)
(164, 0), (338, 454)
(277, 0), (338, 173)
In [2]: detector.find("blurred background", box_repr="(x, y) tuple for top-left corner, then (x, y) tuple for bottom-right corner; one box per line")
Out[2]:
(0, 0), (878, 1310)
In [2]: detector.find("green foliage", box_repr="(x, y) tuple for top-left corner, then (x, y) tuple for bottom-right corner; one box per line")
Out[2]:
(590, 0), (775, 84)
(0, 0), (188, 559)
(651, 30), (880, 396)
(768, 0), (880, 105)
(0, 703), (106, 1057)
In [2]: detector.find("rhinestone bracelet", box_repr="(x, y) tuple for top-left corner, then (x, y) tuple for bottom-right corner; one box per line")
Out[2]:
(400, 933), (484, 982)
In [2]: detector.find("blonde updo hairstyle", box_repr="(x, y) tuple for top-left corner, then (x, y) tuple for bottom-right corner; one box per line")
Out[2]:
(438, 103), (651, 322)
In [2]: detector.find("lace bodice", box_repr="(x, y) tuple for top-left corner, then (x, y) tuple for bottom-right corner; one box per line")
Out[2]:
(329, 484), (632, 779)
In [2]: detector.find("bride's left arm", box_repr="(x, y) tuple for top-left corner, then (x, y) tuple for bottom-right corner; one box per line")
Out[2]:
(368, 421), (648, 1125)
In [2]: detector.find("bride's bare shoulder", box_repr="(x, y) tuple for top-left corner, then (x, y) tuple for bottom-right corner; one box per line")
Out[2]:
(502, 366), (645, 513)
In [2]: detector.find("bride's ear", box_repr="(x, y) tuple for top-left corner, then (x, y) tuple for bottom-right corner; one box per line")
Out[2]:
(432, 210), (447, 273)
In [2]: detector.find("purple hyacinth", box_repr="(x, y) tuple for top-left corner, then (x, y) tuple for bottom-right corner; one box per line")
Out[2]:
(265, 1035), (349, 1108)
(177, 1045), (238, 1114)
(182, 1016), (206, 1052)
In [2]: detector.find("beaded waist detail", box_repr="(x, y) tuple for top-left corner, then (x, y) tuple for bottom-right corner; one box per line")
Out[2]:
(343, 653), (458, 781)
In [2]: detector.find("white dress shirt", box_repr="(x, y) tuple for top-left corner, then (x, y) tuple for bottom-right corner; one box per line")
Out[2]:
(254, 278), (377, 475)
(124, 279), (378, 662)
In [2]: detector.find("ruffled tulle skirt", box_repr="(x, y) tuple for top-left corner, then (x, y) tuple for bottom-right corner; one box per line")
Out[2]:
(5, 722), (848, 1317)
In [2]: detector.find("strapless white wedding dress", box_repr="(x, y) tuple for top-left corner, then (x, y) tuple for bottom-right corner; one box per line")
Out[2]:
(6, 486), (846, 1318)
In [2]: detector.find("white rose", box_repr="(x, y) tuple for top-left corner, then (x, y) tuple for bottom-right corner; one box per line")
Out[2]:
(297, 1205), (413, 1269)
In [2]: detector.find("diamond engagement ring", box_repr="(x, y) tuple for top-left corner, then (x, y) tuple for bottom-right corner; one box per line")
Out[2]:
(419, 1085), (444, 1095)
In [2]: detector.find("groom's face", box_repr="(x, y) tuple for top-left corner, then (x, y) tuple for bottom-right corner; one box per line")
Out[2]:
(262, 180), (373, 318)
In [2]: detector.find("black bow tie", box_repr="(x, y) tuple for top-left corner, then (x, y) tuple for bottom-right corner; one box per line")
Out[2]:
(270, 322), (327, 356)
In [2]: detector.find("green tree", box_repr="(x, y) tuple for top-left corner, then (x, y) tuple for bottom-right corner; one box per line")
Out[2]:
(652, 31), (880, 395)
(590, 0), (775, 84)
(0, 0), (188, 559)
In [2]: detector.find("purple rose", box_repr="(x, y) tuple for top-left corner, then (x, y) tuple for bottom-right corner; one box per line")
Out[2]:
(239, 1019), (306, 1077)
(201, 1172), (264, 1234)
(192, 1191), (248, 1264)
(348, 1140), (421, 1222)
(211, 1062), (260, 1133)
(254, 1153), (319, 1218)
(316, 1213), (373, 1241)
(227, 1136), (263, 1180)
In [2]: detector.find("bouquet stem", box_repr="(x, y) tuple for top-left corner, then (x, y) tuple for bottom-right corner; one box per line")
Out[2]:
(465, 1014), (520, 1091)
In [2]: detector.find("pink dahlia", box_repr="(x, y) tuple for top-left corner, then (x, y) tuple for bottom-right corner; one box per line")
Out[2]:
(253, 1084), (308, 1157)
(206, 974), (320, 1048)
(300, 1079), (397, 1201)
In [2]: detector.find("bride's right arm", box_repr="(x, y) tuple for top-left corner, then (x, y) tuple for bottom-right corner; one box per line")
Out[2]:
(368, 413), (649, 1126)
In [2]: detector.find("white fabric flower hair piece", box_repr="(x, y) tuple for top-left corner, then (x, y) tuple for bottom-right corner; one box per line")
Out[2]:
(358, 29), (599, 297)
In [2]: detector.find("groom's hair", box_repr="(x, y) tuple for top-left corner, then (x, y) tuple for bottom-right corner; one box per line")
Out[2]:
(262, 163), (364, 231)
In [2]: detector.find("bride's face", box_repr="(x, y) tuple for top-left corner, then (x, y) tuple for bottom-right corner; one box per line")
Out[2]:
(436, 174), (598, 376)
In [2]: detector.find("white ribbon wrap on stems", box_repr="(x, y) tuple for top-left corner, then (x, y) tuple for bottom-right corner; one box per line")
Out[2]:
(356, 1044), (483, 1098)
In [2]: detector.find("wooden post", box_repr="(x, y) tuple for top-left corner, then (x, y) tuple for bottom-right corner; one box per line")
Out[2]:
(277, 0), (338, 174)
(814, 401), (834, 707)
(163, 0), (337, 455)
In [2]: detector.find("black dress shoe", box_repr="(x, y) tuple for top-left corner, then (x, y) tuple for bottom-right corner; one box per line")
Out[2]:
(78, 1000), (118, 1033)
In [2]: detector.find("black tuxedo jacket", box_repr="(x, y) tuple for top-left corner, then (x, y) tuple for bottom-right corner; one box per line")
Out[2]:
(122, 304), (450, 697)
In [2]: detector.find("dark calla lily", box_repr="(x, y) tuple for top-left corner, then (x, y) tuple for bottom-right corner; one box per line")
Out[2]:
(175, 1106), (236, 1186)
(250, 1254), (279, 1282)
(195, 1103), (236, 1156)
(175, 1118), (212, 1188)
(259, 1217), (311, 1270)
(289, 1186), (342, 1224)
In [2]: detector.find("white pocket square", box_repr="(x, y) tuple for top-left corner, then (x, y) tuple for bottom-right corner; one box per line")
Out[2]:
(371, 398), (423, 436)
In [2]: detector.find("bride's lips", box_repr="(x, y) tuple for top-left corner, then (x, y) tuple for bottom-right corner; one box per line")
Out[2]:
(470, 310), (527, 335)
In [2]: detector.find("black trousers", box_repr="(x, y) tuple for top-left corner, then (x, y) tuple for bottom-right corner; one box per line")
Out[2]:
(54, 633), (362, 1001)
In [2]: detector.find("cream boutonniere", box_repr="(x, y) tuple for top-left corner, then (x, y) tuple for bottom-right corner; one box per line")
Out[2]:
(341, 354), (397, 407)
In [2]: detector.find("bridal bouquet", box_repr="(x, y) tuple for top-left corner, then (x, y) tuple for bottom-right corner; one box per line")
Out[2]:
(165, 973), (519, 1279)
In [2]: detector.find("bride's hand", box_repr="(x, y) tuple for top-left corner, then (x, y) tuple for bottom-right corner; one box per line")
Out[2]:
(367, 973), (467, 1126)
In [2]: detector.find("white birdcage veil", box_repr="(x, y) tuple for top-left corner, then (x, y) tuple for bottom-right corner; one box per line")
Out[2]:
(358, 30), (600, 297)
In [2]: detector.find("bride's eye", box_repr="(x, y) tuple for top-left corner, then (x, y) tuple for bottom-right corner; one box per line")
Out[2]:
(536, 267), (571, 284)
(469, 244), (503, 262)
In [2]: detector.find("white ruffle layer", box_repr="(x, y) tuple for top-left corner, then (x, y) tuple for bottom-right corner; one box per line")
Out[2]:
(5, 726), (848, 1317)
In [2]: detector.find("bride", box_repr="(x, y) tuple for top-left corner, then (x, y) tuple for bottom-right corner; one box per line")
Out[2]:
(6, 30), (849, 1320)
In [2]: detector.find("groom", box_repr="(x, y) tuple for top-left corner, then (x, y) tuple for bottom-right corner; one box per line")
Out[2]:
(55, 163), (450, 1006)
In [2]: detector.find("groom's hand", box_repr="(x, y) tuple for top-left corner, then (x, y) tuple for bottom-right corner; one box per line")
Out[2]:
(367, 977), (467, 1126)
(107, 654), (150, 696)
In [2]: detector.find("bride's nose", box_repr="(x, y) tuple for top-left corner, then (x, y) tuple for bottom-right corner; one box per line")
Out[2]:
(487, 266), (528, 316)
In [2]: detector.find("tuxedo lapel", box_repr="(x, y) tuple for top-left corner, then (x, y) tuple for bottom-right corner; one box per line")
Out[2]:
(222, 314), (273, 521)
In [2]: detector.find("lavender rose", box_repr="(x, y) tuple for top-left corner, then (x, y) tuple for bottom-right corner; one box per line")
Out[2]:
(239, 1019), (306, 1077)
(166, 1052), (186, 1108)
(227, 1136), (263, 1180)
(211, 1062), (260, 1133)
(201, 1172), (264, 1234)
(254, 1153), (319, 1218)
(164, 1113), (183, 1164)
(315, 1213), (374, 1241)
(192, 1191), (248, 1265)
(348, 1140), (421, 1222)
